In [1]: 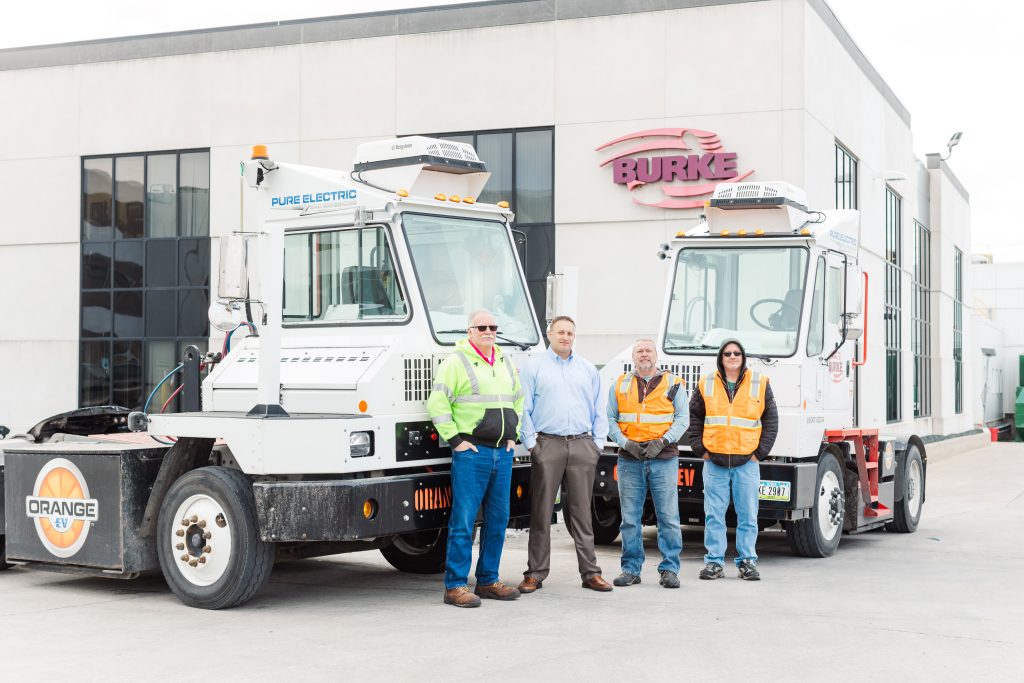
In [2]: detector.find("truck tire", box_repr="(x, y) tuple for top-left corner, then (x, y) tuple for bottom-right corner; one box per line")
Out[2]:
(380, 529), (447, 574)
(157, 466), (274, 609)
(0, 536), (10, 570)
(887, 444), (924, 533)
(591, 496), (622, 545)
(787, 450), (844, 558)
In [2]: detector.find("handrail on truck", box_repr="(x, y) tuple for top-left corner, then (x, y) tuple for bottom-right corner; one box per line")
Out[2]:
(852, 271), (869, 367)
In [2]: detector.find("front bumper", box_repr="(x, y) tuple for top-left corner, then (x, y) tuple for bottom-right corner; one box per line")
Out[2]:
(254, 463), (534, 542)
(593, 454), (817, 518)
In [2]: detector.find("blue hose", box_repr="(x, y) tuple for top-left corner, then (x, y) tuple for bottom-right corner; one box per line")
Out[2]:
(143, 363), (185, 415)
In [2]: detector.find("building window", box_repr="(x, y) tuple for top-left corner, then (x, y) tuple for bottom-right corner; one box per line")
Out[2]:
(954, 247), (963, 414)
(431, 128), (554, 323)
(912, 221), (932, 418)
(885, 187), (902, 423)
(835, 142), (858, 209)
(80, 150), (210, 413)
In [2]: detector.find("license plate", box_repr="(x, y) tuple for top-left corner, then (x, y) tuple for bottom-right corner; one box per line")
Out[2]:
(758, 480), (791, 502)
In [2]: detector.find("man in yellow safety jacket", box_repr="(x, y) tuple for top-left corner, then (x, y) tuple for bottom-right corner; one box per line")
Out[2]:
(685, 338), (778, 581)
(427, 309), (525, 608)
(606, 338), (689, 589)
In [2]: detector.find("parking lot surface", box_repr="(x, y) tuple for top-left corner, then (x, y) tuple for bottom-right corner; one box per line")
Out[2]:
(2, 442), (1022, 681)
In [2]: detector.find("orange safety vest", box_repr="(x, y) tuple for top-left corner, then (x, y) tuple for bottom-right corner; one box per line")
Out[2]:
(698, 370), (768, 456)
(615, 372), (683, 442)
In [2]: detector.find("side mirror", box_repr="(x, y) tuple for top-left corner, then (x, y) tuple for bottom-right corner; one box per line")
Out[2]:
(0, 425), (9, 439)
(218, 234), (255, 299)
(845, 266), (863, 316)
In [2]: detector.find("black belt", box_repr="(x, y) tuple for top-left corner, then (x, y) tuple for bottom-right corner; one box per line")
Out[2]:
(538, 432), (592, 441)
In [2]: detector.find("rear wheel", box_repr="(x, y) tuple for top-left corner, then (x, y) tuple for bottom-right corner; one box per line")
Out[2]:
(887, 445), (924, 533)
(157, 467), (274, 609)
(591, 496), (622, 545)
(787, 450), (845, 557)
(381, 529), (447, 574)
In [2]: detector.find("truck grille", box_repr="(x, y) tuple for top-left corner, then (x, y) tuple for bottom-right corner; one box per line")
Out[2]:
(403, 356), (435, 402)
(622, 362), (704, 388)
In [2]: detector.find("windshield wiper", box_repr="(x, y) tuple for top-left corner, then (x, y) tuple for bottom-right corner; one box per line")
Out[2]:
(434, 330), (533, 351)
(663, 343), (719, 351)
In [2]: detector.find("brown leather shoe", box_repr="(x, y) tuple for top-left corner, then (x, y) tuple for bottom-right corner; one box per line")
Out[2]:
(444, 585), (482, 608)
(474, 580), (521, 601)
(581, 575), (614, 592)
(518, 577), (543, 593)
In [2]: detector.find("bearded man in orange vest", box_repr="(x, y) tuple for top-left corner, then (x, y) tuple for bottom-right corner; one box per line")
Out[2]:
(606, 339), (688, 589)
(686, 338), (778, 581)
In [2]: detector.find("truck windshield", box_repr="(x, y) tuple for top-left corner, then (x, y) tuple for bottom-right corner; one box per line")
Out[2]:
(664, 246), (808, 357)
(403, 213), (540, 346)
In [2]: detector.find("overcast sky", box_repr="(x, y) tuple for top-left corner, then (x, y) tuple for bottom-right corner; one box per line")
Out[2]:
(2, 0), (1018, 260)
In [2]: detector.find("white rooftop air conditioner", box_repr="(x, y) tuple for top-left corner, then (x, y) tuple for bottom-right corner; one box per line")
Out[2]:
(706, 181), (810, 233)
(352, 136), (492, 200)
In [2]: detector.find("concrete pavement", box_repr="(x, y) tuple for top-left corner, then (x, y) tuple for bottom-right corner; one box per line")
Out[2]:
(1, 442), (1022, 681)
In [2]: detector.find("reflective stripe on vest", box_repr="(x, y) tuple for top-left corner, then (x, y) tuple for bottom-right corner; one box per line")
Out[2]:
(431, 413), (454, 425)
(704, 374), (715, 397)
(454, 394), (517, 404)
(749, 371), (761, 400)
(698, 370), (767, 456)
(456, 352), (480, 395)
(615, 371), (682, 442)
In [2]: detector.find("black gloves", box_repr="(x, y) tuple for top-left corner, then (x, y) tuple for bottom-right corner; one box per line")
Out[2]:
(643, 438), (669, 460)
(621, 440), (644, 458)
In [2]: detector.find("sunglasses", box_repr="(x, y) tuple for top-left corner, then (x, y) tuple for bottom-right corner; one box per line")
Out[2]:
(471, 325), (499, 332)
(722, 351), (743, 357)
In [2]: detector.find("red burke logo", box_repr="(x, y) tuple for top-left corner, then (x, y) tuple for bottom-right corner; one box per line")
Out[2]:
(596, 128), (754, 209)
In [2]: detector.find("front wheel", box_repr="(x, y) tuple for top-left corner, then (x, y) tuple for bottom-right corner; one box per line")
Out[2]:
(381, 529), (447, 574)
(887, 445), (924, 533)
(591, 496), (622, 545)
(787, 450), (845, 557)
(157, 466), (274, 609)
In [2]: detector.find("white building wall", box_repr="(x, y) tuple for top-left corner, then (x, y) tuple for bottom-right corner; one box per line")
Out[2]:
(973, 261), (1024, 417)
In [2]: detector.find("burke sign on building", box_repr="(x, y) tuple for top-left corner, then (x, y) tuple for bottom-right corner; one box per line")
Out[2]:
(596, 128), (753, 209)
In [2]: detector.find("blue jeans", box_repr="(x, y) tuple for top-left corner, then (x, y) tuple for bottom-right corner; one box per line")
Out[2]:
(703, 458), (760, 567)
(444, 444), (514, 589)
(618, 457), (682, 575)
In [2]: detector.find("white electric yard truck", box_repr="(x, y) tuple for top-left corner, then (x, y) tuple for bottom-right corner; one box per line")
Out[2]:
(0, 137), (544, 608)
(590, 181), (926, 557)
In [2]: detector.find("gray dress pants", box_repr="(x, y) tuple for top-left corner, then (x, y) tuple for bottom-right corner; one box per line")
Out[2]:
(525, 434), (602, 581)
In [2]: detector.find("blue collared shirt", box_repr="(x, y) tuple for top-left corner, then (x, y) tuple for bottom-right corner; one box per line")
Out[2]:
(607, 372), (690, 447)
(520, 348), (608, 449)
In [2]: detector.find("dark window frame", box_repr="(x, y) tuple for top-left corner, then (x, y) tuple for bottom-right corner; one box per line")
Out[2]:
(835, 141), (859, 210)
(885, 186), (902, 423)
(912, 220), (932, 418)
(79, 148), (211, 413)
(954, 246), (963, 415)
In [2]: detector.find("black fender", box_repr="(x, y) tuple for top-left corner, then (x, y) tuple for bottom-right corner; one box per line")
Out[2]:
(139, 437), (215, 538)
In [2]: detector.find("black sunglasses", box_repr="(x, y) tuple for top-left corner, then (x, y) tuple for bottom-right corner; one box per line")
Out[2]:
(722, 351), (743, 357)
(471, 325), (499, 332)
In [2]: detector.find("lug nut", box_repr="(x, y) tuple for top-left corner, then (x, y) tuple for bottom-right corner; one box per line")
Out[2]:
(180, 555), (189, 562)
(190, 515), (198, 523)
(181, 519), (189, 527)
(198, 557), (206, 564)
(176, 543), (185, 550)
(203, 546), (212, 554)
(203, 531), (212, 539)
(189, 560), (198, 567)
(198, 520), (207, 528)
(175, 529), (185, 537)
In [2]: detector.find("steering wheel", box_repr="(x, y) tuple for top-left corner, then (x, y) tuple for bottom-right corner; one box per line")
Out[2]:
(749, 298), (800, 331)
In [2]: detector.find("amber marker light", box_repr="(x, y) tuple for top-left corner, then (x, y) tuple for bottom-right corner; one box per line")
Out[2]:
(800, 228), (811, 236)
(675, 231), (687, 238)
(434, 193), (447, 201)
(756, 229), (765, 236)
(358, 400), (368, 413)
(720, 230), (730, 236)
(738, 230), (747, 236)
(362, 499), (378, 520)
(462, 196), (475, 204)
(251, 144), (269, 160)
(497, 200), (510, 209)
(516, 484), (524, 500)
(449, 194), (461, 203)
(396, 189), (409, 197)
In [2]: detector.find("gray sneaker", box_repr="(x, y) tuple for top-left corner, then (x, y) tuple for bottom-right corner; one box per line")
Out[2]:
(737, 560), (761, 581)
(613, 572), (641, 586)
(659, 570), (680, 588)
(699, 562), (724, 580)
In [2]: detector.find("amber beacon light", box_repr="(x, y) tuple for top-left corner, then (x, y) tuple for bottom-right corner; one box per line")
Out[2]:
(251, 144), (269, 160)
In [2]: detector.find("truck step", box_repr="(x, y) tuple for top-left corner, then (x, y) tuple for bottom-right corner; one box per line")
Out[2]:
(864, 503), (891, 518)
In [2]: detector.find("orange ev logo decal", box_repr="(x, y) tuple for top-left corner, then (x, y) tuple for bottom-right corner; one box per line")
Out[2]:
(25, 459), (99, 558)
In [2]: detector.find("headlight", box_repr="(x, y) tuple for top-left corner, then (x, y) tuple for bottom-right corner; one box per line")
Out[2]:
(350, 431), (373, 457)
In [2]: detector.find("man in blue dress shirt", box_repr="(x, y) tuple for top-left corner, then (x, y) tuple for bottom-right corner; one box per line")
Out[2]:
(517, 316), (613, 593)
